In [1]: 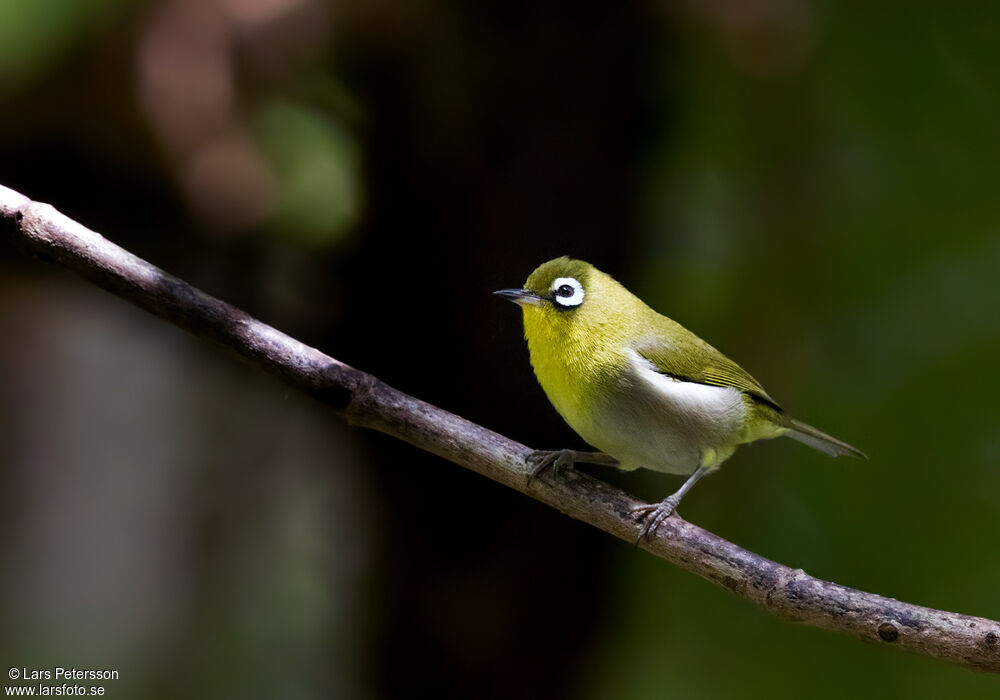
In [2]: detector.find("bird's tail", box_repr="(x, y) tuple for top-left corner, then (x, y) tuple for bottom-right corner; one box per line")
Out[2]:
(781, 417), (867, 460)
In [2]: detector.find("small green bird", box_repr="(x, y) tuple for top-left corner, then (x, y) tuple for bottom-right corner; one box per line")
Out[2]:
(495, 257), (865, 541)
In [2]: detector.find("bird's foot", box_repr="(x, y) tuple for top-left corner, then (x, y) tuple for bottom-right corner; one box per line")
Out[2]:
(631, 494), (681, 545)
(526, 449), (577, 485)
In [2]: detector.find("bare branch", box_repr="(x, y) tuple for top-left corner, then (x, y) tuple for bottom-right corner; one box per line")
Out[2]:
(2, 183), (998, 673)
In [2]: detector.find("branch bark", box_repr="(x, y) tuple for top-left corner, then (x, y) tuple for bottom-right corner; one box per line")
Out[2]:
(2, 183), (999, 673)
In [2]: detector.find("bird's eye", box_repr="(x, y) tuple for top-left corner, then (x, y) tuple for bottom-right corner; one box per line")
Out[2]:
(550, 277), (584, 308)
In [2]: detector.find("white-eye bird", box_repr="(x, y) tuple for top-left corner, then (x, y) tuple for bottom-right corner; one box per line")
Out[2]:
(495, 257), (865, 541)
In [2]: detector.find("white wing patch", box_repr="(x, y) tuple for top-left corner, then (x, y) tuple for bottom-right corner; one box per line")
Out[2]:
(627, 349), (746, 430)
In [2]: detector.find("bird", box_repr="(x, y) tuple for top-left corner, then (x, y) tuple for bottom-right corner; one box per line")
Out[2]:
(494, 256), (865, 541)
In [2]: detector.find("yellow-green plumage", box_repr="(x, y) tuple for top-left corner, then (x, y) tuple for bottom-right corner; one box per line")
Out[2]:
(497, 257), (864, 538)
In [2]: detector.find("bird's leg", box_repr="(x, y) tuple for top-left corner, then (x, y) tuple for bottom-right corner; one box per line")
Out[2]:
(525, 449), (619, 484)
(631, 465), (712, 543)
(525, 449), (575, 484)
(568, 451), (621, 468)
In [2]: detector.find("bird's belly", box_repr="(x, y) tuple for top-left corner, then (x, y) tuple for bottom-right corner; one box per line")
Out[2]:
(577, 364), (748, 476)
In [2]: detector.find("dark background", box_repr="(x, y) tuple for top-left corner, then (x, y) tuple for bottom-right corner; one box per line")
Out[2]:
(2, 1), (999, 698)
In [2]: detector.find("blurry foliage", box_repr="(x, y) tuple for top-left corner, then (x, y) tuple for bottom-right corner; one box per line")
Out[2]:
(253, 98), (361, 248)
(0, 0), (129, 95)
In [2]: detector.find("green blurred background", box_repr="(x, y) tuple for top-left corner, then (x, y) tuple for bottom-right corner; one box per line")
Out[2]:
(1, 1), (999, 698)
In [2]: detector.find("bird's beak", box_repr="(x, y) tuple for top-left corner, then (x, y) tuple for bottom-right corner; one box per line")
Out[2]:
(493, 288), (546, 307)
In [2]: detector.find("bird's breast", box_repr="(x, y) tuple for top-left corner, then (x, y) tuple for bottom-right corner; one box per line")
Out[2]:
(539, 347), (748, 475)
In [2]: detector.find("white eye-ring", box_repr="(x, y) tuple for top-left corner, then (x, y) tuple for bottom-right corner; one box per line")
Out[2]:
(551, 277), (585, 308)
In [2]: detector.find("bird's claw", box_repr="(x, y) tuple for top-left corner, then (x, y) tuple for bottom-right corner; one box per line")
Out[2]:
(631, 495), (681, 545)
(526, 449), (576, 485)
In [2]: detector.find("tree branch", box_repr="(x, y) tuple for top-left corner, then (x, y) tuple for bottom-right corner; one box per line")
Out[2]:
(2, 183), (998, 673)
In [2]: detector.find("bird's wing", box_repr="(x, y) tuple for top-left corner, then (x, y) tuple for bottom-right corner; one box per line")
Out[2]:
(633, 331), (782, 411)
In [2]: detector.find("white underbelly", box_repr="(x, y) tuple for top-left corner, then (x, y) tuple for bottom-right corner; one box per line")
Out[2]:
(578, 351), (747, 475)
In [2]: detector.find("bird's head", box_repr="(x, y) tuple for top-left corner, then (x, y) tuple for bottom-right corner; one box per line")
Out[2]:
(494, 257), (640, 349)
(494, 256), (591, 311)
